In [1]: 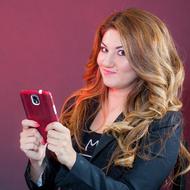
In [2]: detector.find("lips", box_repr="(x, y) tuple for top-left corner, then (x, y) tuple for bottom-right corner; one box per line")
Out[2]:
(102, 68), (116, 74)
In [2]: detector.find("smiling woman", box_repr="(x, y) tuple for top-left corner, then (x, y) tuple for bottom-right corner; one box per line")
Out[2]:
(20, 8), (190, 190)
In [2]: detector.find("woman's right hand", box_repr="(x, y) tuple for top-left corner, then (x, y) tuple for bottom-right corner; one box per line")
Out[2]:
(20, 119), (46, 167)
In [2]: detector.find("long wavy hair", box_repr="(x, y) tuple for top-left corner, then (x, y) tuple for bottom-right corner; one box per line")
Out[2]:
(60, 8), (190, 184)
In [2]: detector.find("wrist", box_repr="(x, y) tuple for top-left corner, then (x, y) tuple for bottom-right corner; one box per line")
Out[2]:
(66, 152), (77, 170)
(30, 158), (45, 169)
(29, 158), (46, 183)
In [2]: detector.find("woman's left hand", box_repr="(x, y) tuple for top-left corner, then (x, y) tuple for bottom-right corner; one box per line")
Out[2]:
(46, 122), (77, 170)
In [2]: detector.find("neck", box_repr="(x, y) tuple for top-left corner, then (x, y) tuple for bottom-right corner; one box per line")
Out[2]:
(103, 87), (130, 115)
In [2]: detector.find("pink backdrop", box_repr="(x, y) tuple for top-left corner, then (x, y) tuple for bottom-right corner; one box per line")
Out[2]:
(0, 0), (189, 189)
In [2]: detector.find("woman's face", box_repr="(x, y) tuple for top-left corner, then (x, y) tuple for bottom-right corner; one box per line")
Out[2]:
(97, 29), (137, 90)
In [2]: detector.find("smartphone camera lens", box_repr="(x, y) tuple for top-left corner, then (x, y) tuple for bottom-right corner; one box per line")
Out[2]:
(31, 95), (40, 105)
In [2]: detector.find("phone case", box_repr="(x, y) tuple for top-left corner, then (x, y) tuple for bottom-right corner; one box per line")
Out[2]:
(20, 89), (58, 142)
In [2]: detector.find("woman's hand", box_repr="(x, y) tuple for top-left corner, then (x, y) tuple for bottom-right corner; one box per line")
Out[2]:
(46, 122), (77, 170)
(20, 119), (46, 167)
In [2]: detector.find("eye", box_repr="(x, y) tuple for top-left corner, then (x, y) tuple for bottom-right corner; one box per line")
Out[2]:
(100, 46), (108, 53)
(118, 50), (125, 56)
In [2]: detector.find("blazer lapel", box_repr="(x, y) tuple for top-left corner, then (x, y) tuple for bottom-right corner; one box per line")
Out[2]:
(90, 113), (124, 161)
(90, 133), (115, 160)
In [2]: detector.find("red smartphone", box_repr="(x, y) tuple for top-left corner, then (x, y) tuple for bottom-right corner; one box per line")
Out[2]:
(20, 89), (59, 143)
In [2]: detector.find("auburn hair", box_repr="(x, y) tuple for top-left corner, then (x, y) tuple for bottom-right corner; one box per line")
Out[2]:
(59, 8), (190, 186)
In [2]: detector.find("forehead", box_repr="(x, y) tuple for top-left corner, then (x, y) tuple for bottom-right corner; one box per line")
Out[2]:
(101, 29), (123, 47)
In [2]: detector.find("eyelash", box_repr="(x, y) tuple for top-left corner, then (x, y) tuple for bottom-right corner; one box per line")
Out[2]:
(100, 46), (125, 56)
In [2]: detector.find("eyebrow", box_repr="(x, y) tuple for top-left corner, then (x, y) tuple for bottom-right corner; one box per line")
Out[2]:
(101, 42), (123, 49)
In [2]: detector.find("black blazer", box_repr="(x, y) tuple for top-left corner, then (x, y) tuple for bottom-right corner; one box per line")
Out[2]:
(25, 110), (182, 190)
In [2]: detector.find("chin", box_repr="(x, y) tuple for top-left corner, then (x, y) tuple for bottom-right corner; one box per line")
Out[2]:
(103, 80), (134, 90)
(103, 82), (119, 89)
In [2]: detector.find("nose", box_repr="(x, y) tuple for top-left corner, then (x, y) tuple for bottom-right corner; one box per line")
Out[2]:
(101, 52), (115, 67)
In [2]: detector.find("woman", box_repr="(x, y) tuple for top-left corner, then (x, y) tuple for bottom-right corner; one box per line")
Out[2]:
(20, 8), (190, 190)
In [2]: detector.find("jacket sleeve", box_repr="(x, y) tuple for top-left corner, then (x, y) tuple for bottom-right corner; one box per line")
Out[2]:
(24, 161), (44, 190)
(24, 149), (70, 190)
(54, 111), (182, 190)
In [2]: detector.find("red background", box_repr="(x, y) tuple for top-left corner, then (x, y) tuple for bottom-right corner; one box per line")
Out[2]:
(0, 0), (189, 189)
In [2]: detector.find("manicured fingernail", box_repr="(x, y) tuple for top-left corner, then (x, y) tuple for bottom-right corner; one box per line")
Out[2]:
(35, 123), (40, 128)
(41, 139), (45, 145)
(45, 125), (50, 131)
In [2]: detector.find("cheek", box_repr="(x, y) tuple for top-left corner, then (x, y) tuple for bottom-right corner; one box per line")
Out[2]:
(97, 52), (103, 66)
(119, 60), (133, 72)
(124, 70), (137, 83)
(119, 63), (137, 79)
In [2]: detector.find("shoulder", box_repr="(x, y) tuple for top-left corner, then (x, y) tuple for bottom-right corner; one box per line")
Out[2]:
(140, 111), (183, 156)
(149, 111), (183, 132)
(62, 96), (77, 112)
(63, 96), (99, 109)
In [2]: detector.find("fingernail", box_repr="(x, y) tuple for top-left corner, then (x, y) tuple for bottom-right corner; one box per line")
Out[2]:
(45, 125), (50, 131)
(35, 123), (40, 128)
(41, 138), (45, 145)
